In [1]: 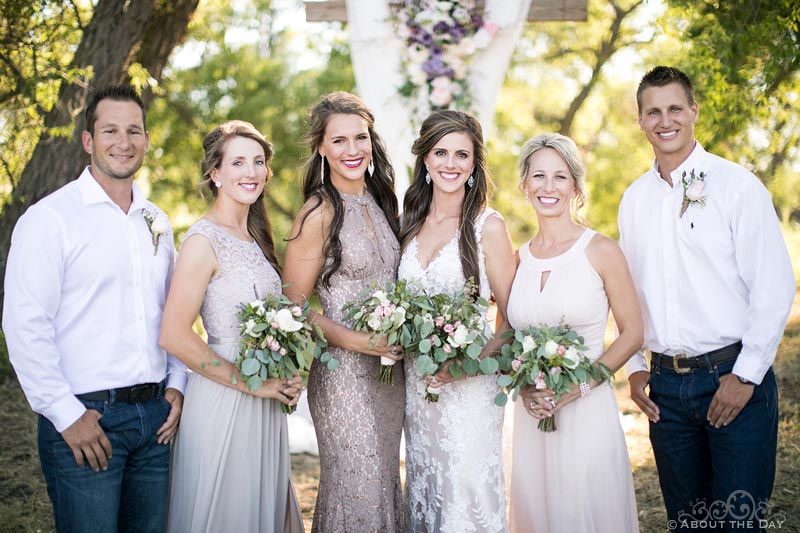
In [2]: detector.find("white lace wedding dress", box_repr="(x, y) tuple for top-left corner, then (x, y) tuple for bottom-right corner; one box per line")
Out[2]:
(399, 209), (507, 533)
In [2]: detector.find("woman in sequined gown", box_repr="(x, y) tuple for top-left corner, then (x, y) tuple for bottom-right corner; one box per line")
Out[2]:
(507, 133), (641, 533)
(282, 93), (405, 532)
(398, 110), (517, 532)
(160, 121), (304, 532)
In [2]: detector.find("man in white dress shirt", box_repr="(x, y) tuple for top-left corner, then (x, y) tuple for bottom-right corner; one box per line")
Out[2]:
(3, 85), (187, 532)
(619, 66), (795, 532)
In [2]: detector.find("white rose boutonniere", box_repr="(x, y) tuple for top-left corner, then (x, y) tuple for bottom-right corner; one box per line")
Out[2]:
(143, 209), (170, 255)
(680, 169), (707, 218)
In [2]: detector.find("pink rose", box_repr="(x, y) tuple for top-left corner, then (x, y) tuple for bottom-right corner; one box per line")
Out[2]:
(435, 317), (445, 327)
(534, 371), (547, 390)
(511, 359), (521, 371)
(557, 345), (565, 356)
(292, 306), (302, 317)
(279, 347), (287, 356)
(549, 367), (562, 377)
(443, 344), (452, 354)
(443, 324), (455, 334)
(271, 321), (279, 330)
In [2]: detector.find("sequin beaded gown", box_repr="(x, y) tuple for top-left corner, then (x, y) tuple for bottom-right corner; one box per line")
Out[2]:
(308, 191), (405, 532)
(399, 209), (507, 533)
(506, 228), (638, 533)
(167, 219), (303, 533)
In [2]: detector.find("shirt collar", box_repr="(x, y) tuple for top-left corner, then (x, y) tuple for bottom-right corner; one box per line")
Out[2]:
(77, 166), (149, 214)
(650, 142), (708, 189)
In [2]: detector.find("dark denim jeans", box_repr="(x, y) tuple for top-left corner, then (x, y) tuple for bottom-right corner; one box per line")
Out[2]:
(649, 358), (778, 532)
(38, 395), (171, 533)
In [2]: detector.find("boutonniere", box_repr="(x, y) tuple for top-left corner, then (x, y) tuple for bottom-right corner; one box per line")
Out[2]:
(680, 169), (707, 218)
(142, 209), (170, 255)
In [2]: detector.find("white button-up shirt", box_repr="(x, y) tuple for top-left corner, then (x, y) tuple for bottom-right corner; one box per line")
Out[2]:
(3, 167), (188, 432)
(619, 143), (795, 384)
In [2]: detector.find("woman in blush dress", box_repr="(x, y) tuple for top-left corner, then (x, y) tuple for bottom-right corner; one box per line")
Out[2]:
(282, 92), (405, 532)
(507, 133), (642, 533)
(160, 121), (304, 532)
(398, 110), (516, 533)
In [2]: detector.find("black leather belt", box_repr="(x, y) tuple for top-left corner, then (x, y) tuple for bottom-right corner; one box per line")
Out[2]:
(651, 342), (742, 374)
(76, 380), (165, 403)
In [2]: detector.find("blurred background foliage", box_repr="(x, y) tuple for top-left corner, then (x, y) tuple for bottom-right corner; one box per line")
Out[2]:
(1, 0), (798, 271)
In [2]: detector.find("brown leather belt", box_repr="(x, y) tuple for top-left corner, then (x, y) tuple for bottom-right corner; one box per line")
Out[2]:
(651, 342), (742, 374)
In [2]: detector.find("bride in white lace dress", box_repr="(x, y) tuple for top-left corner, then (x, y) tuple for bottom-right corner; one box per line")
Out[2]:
(398, 110), (517, 532)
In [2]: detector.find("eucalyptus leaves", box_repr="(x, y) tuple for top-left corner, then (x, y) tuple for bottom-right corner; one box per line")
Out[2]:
(236, 290), (335, 413)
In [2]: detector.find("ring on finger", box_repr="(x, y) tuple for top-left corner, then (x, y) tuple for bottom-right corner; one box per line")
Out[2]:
(391, 346), (399, 355)
(548, 398), (556, 408)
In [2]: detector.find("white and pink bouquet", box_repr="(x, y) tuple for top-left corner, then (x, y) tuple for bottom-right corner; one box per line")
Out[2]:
(341, 280), (422, 384)
(410, 281), (494, 402)
(495, 324), (612, 431)
(236, 291), (334, 413)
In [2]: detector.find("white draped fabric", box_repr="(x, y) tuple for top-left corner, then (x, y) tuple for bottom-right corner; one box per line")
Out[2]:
(345, 0), (532, 200)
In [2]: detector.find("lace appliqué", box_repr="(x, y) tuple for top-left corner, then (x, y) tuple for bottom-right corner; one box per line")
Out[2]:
(399, 208), (507, 533)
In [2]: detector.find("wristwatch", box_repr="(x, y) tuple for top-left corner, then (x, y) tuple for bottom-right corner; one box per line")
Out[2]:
(735, 374), (753, 385)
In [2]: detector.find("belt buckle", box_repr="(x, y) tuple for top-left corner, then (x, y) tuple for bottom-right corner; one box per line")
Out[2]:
(672, 353), (691, 374)
(128, 384), (153, 403)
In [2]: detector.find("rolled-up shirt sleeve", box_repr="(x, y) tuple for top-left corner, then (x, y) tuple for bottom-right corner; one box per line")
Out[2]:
(3, 207), (86, 432)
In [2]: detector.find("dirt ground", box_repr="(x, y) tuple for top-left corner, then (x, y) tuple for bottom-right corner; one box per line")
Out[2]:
(2, 303), (799, 532)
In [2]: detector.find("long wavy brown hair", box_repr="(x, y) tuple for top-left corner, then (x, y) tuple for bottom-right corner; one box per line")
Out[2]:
(200, 120), (281, 274)
(399, 110), (493, 295)
(292, 92), (399, 288)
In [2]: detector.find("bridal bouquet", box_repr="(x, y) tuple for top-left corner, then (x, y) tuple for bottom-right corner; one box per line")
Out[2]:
(410, 281), (494, 402)
(236, 291), (334, 413)
(341, 280), (423, 384)
(494, 323), (612, 432)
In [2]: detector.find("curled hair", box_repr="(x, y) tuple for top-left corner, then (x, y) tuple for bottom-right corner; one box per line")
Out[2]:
(200, 120), (280, 274)
(636, 65), (695, 115)
(518, 133), (587, 219)
(293, 92), (399, 288)
(399, 110), (492, 295)
(85, 85), (145, 136)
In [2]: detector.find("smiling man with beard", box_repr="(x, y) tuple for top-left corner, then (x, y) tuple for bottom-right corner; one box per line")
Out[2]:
(3, 85), (187, 533)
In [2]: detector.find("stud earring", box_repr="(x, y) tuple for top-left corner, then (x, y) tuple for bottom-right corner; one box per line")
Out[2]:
(320, 155), (325, 185)
(368, 158), (374, 176)
(214, 181), (221, 188)
(425, 169), (431, 185)
(467, 170), (475, 188)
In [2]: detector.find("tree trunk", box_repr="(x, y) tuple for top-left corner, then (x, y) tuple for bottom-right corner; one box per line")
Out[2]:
(0, 0), (198, 307)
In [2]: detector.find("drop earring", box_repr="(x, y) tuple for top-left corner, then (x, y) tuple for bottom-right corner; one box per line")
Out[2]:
(425, 168), (431, 185)
(320, 155), (325, 185)
(467, 169), (475, 188)
(368, 158), (375, 176)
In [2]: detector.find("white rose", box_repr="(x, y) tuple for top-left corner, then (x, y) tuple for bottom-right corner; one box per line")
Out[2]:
(448, 324), (470, 347)
(244, 319), (259, 337)
(544, 340), (559, 357)
(151, 211), (170, 234)
(367, 314), (382, 331)
(457, 36), (476, 56)
(521, 335), (537, 354)
(372, 290), (387, 301)
(686, 180), (706, 201)
(393, 306), (407, 322)
(263, 309), (276, 323)
(274, 308), (303, 332)
(563, 346), (581, 369)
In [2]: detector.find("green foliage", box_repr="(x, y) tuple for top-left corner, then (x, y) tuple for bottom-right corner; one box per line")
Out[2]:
(142, 0), (355, 257)
(0, 0), (93, 208)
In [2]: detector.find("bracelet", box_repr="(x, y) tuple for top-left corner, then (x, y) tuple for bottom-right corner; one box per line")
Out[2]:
(579, 381), (590, 397)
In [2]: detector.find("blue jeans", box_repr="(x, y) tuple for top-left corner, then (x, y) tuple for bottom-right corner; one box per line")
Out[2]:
(38, 395), (171, 533)
(649, 358), (778, 532)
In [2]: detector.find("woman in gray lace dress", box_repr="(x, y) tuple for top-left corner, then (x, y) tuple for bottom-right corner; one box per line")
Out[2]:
(283, 93), (405, 532)
(160, 121), (304, 532)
